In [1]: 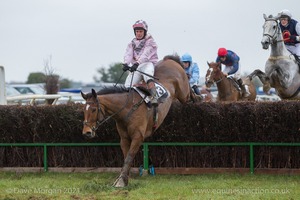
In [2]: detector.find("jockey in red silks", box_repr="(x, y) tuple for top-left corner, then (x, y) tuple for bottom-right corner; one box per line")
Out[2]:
(122, 20), (159, 106)
(216, 48), (250, 97)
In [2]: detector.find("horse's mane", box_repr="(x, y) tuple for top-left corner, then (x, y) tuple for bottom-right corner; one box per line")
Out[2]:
(96, 85), (129, 95)
(163, 54), (184, 68)
(84, 85), (128, 98)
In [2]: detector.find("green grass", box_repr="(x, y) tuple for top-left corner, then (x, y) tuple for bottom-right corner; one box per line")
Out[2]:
(0, 172), (299, 200)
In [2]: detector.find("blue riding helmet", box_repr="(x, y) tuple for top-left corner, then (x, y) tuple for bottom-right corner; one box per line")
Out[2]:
(181, 53), (193, 63)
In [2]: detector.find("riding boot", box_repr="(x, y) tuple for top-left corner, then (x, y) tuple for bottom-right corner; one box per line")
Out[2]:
(237, 79), (250, 97)
(192, 85), (201, 95)
(147, 80), (158, 106)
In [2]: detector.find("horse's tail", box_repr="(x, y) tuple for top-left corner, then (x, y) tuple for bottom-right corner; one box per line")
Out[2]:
(163, 54), (184, 68)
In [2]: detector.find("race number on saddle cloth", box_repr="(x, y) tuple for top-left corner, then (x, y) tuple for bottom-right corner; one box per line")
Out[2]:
(133, 81), (169, 106)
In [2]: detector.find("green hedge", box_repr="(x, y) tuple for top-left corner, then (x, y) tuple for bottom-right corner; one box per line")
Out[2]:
(0, 101), (299, 168)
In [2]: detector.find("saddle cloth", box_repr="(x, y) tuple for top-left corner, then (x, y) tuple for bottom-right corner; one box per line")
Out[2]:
(133, 82), (169, 104)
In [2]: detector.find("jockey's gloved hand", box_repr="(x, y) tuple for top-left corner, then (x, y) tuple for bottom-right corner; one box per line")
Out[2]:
(122, 64), (130, 72)
(283, 31), (290, 39)
(129, 63), (139, 72)
(289, 35), (297, 41)
(186, 73), (191, 79)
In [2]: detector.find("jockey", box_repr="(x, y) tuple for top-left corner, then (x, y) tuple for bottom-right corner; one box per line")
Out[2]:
(216, 48), (250, 97)
(181, 53), (201, 95)
(279, 9), (300, 58)
(122, 20), (159, 106)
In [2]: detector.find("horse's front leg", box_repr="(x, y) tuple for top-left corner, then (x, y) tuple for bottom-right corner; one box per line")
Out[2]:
(247, 69), (271, 94)
(113, 136), (143, 188)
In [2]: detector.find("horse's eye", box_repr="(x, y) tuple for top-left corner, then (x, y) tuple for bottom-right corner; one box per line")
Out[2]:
(91, 107), (97, 113)
(273, 25), (276, 29)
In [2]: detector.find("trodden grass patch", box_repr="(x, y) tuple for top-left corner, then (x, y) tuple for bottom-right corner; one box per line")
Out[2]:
(0, 172), (299, 199)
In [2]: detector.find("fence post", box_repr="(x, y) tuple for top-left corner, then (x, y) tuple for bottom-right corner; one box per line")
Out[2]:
(43, 144), (48, 172)
(0, 66), (7, 105)
(143, 143), (149, 170)
(250, 143), (254, 174)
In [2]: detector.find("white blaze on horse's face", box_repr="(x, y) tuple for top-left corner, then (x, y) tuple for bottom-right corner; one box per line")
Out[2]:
(205, 68), (214, 87)
(206, 68), (213, 81)
(82, 103), (98, 138)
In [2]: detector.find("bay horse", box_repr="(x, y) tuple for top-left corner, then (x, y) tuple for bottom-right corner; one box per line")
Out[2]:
(189, 87), (213, 102)
(248, 14), (300, 99)
(81, 55), (190, 187)
(205, 62), (256, 102)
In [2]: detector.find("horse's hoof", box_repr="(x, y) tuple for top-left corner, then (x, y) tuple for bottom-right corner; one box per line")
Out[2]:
(263, 84), (271, 94)
(113, 176), (128, 188)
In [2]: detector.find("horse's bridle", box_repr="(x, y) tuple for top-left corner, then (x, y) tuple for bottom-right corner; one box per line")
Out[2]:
(206, 67), (223, 85)
(83, 89), (136, 133)
(83, 98), (115, 132)
(263, 19), (282, 44)
(263, 18), (294, 61)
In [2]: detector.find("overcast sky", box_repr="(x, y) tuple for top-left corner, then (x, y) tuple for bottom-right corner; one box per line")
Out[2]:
(1, 0), (299, 84)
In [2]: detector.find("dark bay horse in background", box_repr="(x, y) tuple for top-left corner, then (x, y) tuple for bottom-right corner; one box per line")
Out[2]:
(205, 62), (256, 102)
(81, 55), (190, 187)
(248, 14), (300, 100)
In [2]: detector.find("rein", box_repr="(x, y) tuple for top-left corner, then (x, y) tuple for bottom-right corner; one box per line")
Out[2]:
(206, 65), (224, 85)
(263, 19), (296, 62)
(83, 90), (133, 133)
(263, 19), (291, 44)
(263, 19), (281, 44)
(214, 77), (223, 84)
(84, 71), (147, 133)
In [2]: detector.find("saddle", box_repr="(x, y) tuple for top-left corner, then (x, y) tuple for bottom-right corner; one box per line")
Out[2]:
(133, 82), (169, 107)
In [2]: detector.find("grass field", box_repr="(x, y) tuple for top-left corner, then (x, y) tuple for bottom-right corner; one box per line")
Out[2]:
(0, 172), (299, 200)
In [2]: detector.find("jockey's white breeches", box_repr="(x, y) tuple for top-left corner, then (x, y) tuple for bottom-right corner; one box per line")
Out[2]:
(286, 43), (300, 57)
(223, 63), (241, 80)
(124, 62), (155, 87)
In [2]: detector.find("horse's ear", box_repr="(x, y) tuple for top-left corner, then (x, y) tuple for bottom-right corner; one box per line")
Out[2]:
(274, 13), (281, 20)
(263, 14), (267, 20)
(217, 62), (222, 70)
(81, 91), (87, 100)
(207, 61), (210, 67)
(91, 89), (97, 99)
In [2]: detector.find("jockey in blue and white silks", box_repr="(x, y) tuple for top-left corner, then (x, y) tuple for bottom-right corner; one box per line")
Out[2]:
(181, 53), (201, 95)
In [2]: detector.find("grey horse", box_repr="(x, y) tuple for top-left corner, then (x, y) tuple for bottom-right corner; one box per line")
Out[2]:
(248, 14), (300, 99)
